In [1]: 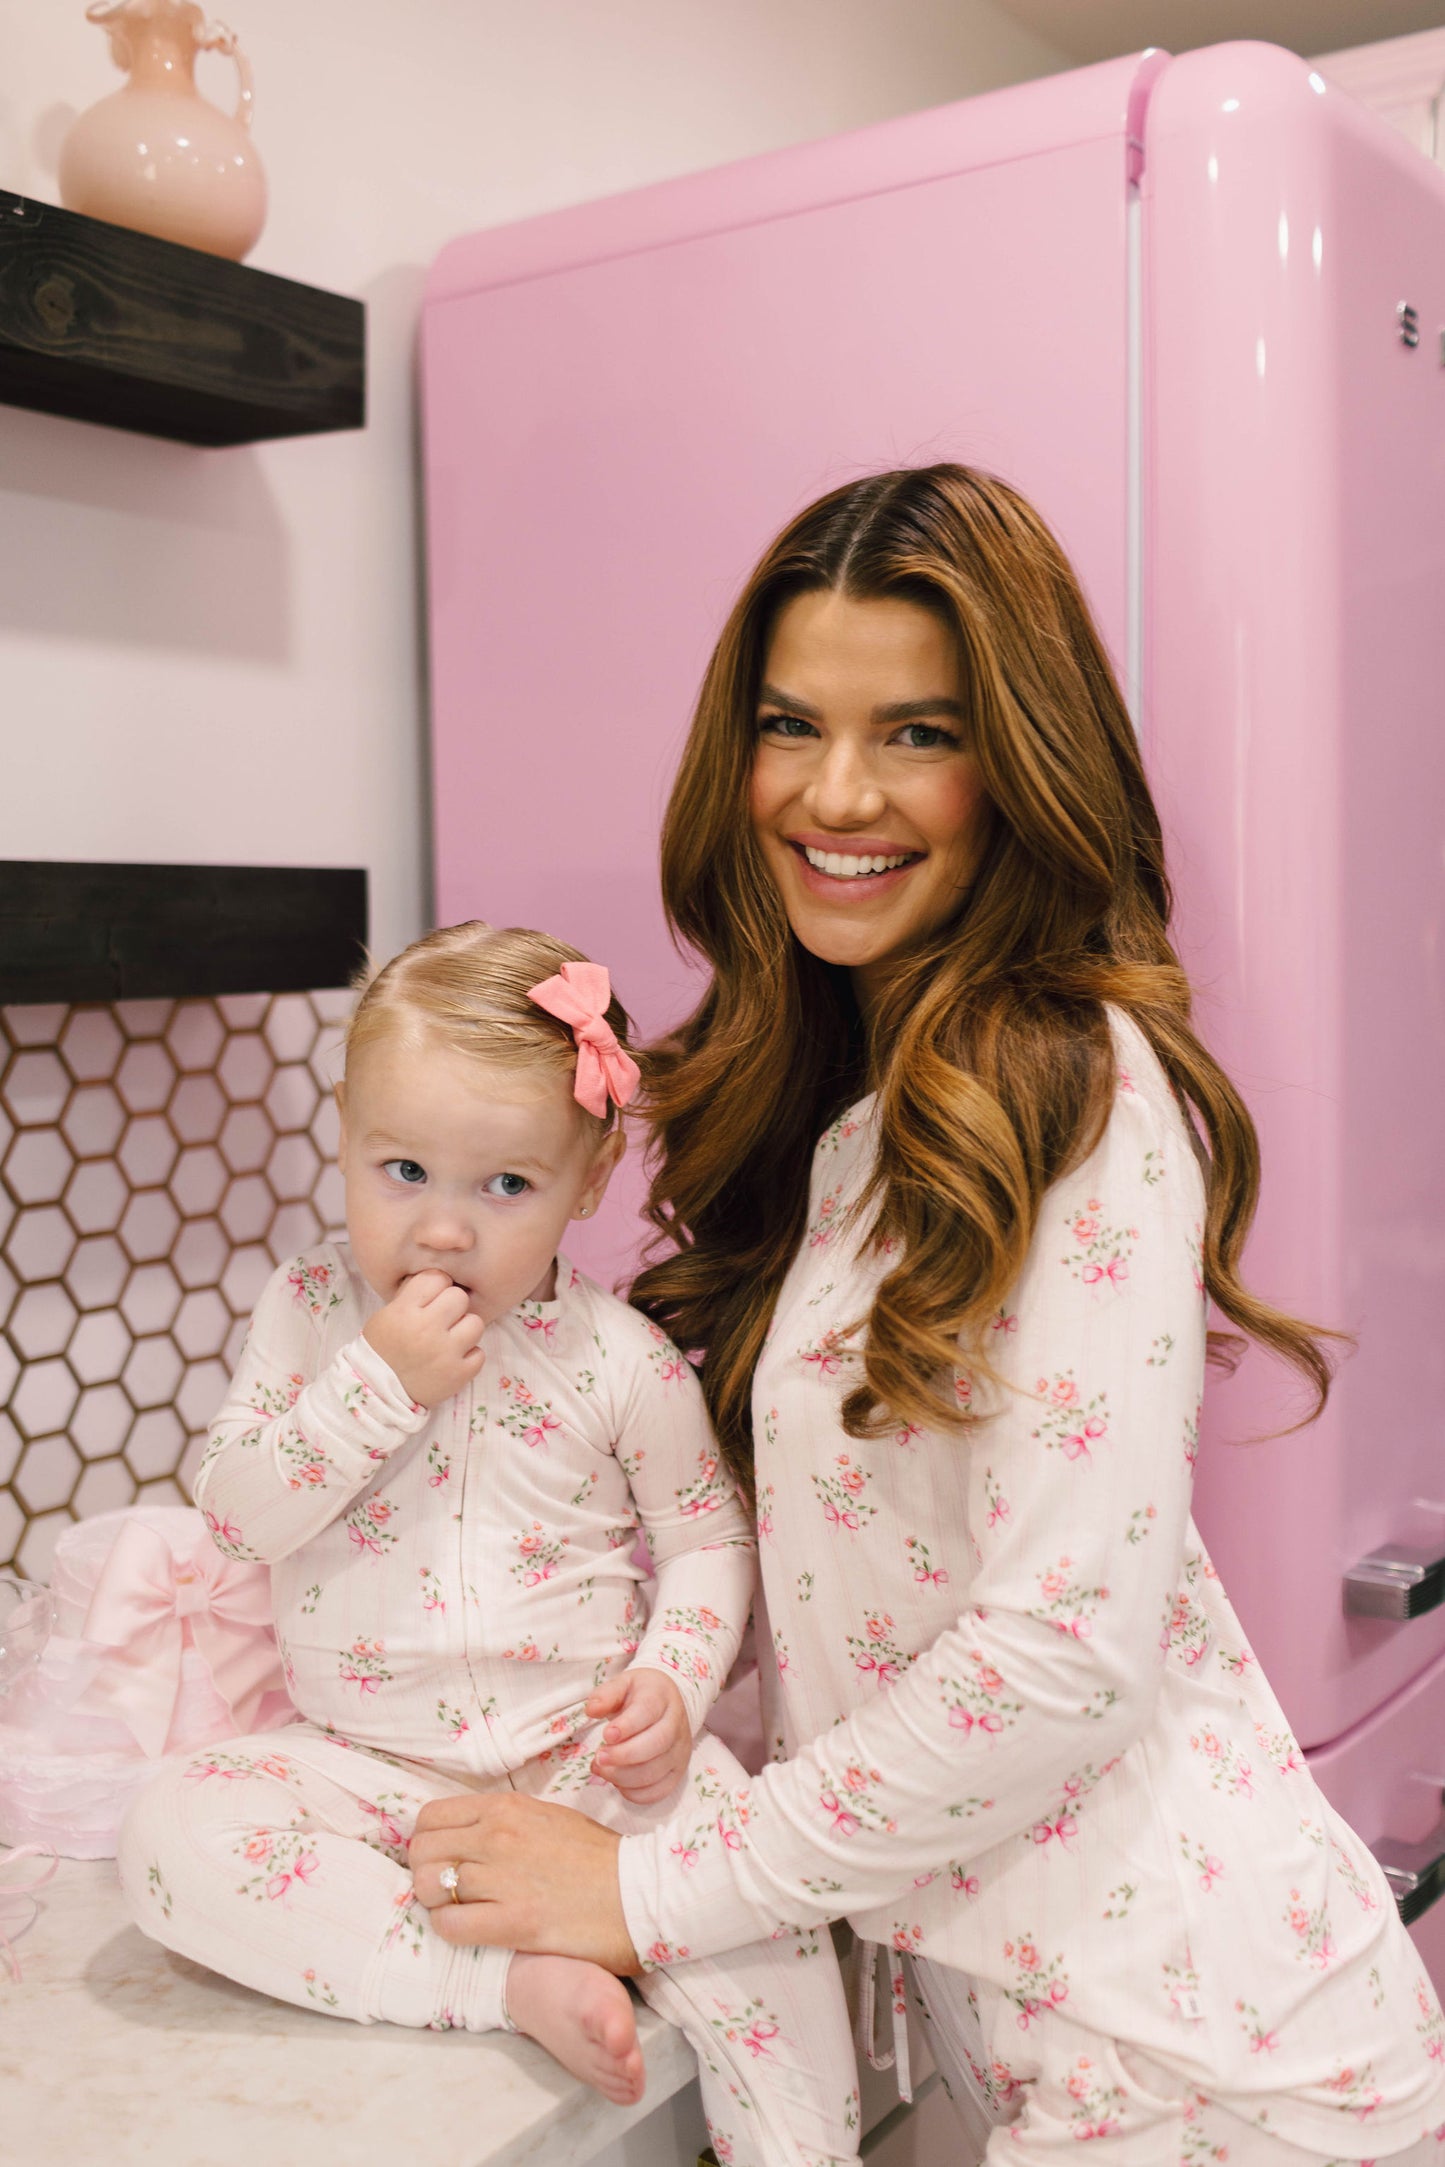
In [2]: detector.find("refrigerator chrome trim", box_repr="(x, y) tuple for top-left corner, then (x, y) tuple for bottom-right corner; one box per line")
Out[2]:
(1344, 1545), (1445, 1620)
(1374, 1807), (1445, 1925)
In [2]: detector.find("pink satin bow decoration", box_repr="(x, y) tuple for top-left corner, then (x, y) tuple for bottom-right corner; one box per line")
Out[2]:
(527, 961), (641, 1119)
(80, 1519), (284, 1759)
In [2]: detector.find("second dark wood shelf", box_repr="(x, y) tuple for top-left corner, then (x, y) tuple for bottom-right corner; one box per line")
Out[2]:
(0, 193), (365, 446)
(0, 861), (369, 1003)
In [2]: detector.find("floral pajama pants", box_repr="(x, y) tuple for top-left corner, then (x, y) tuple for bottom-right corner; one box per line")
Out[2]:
(907, 1957), (1445, 2167)
(117, 1723), (861, 2167)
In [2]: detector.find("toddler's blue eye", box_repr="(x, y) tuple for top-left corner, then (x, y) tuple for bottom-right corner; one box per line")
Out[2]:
(487, 1172), (529, 1199)
(382, 1159), (426, 1185)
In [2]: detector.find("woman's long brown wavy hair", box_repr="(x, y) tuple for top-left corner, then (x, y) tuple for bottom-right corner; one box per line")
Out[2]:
(630, 465), (1340, 1495)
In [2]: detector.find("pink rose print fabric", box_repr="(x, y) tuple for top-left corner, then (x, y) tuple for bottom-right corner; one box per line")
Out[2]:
(617, 1010), (1445, 2157)
(192, 1249), (756, 1765)
(123, 1253), (862, 2166)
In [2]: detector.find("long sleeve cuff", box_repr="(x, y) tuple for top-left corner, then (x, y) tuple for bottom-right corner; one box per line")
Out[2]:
(629, 1546), (755, 1733)
(320, 1334), (430, 1472)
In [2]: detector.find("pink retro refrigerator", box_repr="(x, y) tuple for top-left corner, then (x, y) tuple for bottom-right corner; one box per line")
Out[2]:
(422, 44), (1445, 1982)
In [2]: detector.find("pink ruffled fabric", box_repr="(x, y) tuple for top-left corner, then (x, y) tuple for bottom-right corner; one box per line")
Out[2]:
(0, 1507), (295, 1859)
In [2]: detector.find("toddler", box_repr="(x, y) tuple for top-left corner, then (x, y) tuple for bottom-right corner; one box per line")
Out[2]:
(119, 924), (860, 2167)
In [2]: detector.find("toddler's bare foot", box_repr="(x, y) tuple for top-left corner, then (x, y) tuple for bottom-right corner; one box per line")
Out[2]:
(505, 1951), (645, 2106)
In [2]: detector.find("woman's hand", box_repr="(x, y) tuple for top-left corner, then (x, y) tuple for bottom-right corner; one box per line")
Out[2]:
(410, 1793), (642, 1975)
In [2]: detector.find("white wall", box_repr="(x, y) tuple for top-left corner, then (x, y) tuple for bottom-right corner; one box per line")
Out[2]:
(0, 0), (1067, 965)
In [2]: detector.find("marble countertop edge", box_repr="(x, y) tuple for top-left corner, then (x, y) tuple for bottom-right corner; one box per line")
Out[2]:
(1, 1858), (701, 2167)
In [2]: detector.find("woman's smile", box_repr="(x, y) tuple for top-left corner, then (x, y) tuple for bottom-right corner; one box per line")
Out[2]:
(786, 830), (925, 901)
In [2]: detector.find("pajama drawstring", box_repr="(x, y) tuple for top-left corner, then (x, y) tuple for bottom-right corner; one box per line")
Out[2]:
(854, 1937), (913, 2104)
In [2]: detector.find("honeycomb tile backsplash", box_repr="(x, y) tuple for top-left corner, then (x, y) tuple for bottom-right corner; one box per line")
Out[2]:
(0, 991), (351, 1579)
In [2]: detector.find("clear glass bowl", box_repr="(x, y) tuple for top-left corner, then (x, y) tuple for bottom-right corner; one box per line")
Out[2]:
(0, 1574), (54, 1699)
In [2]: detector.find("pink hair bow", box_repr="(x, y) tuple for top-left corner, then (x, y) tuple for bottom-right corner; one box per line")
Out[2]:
(79, 1519), (284, 1760)
(527, 961), (640, 1119)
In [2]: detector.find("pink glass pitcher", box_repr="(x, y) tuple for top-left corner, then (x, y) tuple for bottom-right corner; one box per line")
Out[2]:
(59, 0), (267, 260)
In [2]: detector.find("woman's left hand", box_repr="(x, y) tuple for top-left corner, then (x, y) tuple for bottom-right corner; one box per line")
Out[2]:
(410, 1792), (641, 1974)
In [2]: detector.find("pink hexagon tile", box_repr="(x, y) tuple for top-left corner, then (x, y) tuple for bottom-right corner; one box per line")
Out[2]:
(113, 999), (173, 1041)
(176, 1358), (230, 1436)
(66, 1235), (129, 1312)
(12, 1358), (79, 1441)
(71, 1383), (133, 1460)
(172, 1217), (228, 1291)
(1, 990), (354, 1570)
(116, 1041), (176, 1115)
(264, 1064), (318, 1136)
(73, 1457), (137, 1518)
(64, 1160), (129, 1235)
(267, 1200), (322, 1264)
(3, 1049), (69, 1126)
(133, 1478), (186, 1511)
(6, 1206), (75, 1281)
(15, 1434), (80, 1516)
(17, 1507), (71, 1581)
(119, 1189), (181, 1264)
(0, 1488), (22, 1565)
(173, 1289), (230, 1363)
(311, 1091), (341, 1160)
(62, 1083), (126, 1158)
(120, 1265), (182, 1339)
(5, 1128), (74, 1205)
(220, 1175), (272, 1246)
(219, 1105), (271, 1177)
(220, 1243), (272, 1318)
(264, 994), (317, 1066)
(5, 1005), (68, 1049)
(217, 1033), (272, 1103)
(126, 1408), (185, 1482)
(267, 1132), (320, 1203)
(312, 1163), (346, 1239)
(9, 1283), (78, 1361)
(171, 1146), (227, 1217)
(179, 1432), (209, 1495)
(166, 1004), (225, 1075)
(169, 1075), (227, 1146)
(68, 1311), (132, 1388)
(122, 1334), (184, 1411)
(0, 1412), (21, 1486)
(118, 1115), (178, 1190)
(216, 994), (268, 1031)
(60, 1008), (124, 1082)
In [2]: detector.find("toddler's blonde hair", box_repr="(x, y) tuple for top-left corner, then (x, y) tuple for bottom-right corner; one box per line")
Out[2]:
(344, 922), (636, 1133)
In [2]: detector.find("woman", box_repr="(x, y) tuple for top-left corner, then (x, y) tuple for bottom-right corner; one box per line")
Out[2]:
(410, 467), (1445, 2161)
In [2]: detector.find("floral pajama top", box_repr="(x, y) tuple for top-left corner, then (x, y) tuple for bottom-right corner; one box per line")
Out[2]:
(194, 1250), (755, 1785)
(616, 1008), (1445, 2153)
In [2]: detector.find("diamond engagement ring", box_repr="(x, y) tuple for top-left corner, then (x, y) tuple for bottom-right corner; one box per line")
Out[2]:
(440, 1862), (462, 1904)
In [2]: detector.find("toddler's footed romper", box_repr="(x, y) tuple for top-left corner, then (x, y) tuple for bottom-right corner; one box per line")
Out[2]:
(118, 1723), (862, 2167)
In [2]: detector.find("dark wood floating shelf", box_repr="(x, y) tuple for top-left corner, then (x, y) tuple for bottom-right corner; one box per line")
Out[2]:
(0, 194), (365, 446)
(0, 861), (368, 1004)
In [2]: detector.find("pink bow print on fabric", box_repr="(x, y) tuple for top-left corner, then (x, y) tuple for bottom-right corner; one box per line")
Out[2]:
(79, 1519), (284, 1760)
(527, 961), (640, 1119)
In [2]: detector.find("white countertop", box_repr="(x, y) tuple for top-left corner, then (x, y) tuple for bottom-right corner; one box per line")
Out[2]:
(1, 1858), (702, 2167)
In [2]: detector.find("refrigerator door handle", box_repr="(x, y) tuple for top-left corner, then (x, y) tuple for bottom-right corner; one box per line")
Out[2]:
(1344, 1544), (1445, 1620)
(1373, 1805), (1445, 1926)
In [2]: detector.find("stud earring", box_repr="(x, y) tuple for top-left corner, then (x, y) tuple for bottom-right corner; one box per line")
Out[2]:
(580, 1206), (591, 1217)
